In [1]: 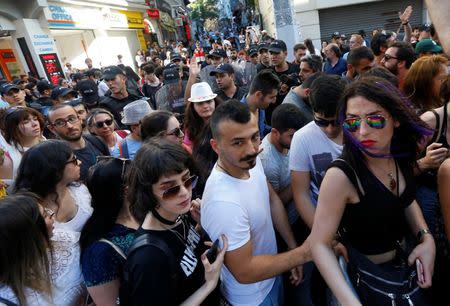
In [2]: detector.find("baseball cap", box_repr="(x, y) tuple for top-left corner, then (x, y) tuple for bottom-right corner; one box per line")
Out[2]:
(163, 66), (180, 85)
(71, 72), (87, 82)
(36, 81), (54, 94)
(0, 83), (20, 95)
(258, 43), (270, 52)
(75, 80), (99, 106)
(209, 63), (235, 76)
(12, 79), (26, 86)
(332, 31), (341, 38)
(102, 66), (125, 81)
(269, 40), (287, 53)
(51, 86), (76, 100)
(248, 47), (258, 57)
(207, 49), (227, 59)
(171, 52), (182, 62)
(419, 24), (431, 32)
(415, 39), (443, 54)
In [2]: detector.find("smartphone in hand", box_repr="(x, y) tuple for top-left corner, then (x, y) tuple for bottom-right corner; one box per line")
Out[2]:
(206, 239), (220, 263)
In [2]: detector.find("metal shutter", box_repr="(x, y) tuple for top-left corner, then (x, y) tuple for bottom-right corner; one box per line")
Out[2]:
(319, 0), (423, 42)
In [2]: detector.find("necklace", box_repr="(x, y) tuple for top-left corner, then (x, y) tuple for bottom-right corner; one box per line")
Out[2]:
(371, 159), (399, 195)
(163, 218), (187, 245)
(151, 208), (180, 225)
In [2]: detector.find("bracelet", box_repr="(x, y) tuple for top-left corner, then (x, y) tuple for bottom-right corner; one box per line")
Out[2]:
(417, 228), (432, 241)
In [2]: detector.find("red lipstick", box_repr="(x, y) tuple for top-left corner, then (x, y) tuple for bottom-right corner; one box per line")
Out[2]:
(360, 140), (376, 147)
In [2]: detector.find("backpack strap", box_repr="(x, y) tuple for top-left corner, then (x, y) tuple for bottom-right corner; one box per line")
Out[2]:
(117, 139), (130, 159)
(430, 109), (442, 144)
(99, 238), (126, 260)
(329, 159), (365, 197)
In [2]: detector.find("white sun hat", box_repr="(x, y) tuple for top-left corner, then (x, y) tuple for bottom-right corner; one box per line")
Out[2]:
(188, 82), (217, 103)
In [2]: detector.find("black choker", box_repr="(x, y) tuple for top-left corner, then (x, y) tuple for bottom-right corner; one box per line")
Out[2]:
(152, 209), (181, 225)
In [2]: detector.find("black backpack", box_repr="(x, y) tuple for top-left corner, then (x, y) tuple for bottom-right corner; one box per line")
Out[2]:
(119, 233), (178, 306)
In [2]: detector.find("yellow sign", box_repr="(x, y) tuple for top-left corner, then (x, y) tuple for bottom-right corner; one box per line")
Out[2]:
(136, 30), (147, 51)
(119, 10), (144, 29)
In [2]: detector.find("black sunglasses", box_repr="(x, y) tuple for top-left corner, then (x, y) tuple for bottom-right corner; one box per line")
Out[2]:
(314, 117), (337, 127)
(95, 119), (114, 128)
(162, 175), (198, 200)
(166, 126), (183, 137)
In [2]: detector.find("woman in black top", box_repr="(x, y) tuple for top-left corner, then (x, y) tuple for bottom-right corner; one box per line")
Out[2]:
(309, 77), (436, 306)
(124, 139), (227, 306)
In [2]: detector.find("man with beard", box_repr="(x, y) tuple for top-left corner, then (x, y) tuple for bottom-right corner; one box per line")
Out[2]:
(299, 55), (322, 83)
(256, 43), (271, 72)
(344, 46), (375, 82)
(47, 104), (109, 180)
(381, 41), (415, 90)
(210, 64), (248, 101)
(201, 100), (311, 306)
(99, 66), (144, 129)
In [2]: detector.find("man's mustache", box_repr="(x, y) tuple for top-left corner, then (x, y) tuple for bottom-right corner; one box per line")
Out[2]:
(240, 148), (263, 162)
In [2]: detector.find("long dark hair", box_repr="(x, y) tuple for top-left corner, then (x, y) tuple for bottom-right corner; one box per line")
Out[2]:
(140, 110), (173, 141)
(184, 97), (222, 149)
(80, 157), (130, 254)
(339, 77), (431, 169)
(0, 194), (52, 306)
(13, 140), (73, 203)
(128, 138), (197, 223)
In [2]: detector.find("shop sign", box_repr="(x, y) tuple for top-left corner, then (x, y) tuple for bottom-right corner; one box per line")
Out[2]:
(136, 30), (147, 50)
(105, 12), (129, 28)
(159, 11), (175, 30)
(147, 9), (160, 19)
(39, 53), (65, 85)
(174, 18), (183, 27)
(24, 19), (58, 55)
(119, 11), (145, 29)
(45, 5), (102, 29)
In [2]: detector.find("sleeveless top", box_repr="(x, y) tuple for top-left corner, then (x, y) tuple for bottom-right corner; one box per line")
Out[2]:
(330, 159), (415, 255)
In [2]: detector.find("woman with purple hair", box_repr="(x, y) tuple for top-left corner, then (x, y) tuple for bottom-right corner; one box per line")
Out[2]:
(309, 77), (435, 306)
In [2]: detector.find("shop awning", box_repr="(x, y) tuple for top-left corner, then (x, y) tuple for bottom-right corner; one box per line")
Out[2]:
(159, 11), (175, 32)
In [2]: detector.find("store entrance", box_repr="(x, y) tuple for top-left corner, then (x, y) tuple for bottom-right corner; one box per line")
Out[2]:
(0, 36), (25, 81)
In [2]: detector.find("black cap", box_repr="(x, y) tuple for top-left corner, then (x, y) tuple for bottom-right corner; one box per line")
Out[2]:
(171, 53), (182, 61)
(269, 40), (287, 52)
(209, 63), (235, 76)
(248, 47), (258, 57)
(36, 81), (54, 94)
(207, 49), (227, 59)
(75, 80), (99, 106)
(51, 86), (76, 100)
(71, 72), (87, 82)
(332, 31), (341, 38)
(419, 24), (431, 32)
(102, 66), (125, 80)
(258, 43), (270, 52)
(0, 83), (20, 95)
(85, 68), (102, 78)
(163, 66), (180, 85)
(12, 79), (26, 85)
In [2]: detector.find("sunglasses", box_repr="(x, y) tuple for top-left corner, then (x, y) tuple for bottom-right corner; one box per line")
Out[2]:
(94, 119), (114, 128)
(162, 175), (198, 200)
(343, 114), (387, 132)
(66, 155), (79, 166)
(166, 126), (183, 137)
(314, 117), (337, 127)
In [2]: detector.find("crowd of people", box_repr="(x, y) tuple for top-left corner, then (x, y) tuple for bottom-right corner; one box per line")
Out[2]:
(1, 3), (450, 306)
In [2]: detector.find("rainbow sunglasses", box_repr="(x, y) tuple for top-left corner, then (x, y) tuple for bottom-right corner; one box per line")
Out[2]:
(342, 114), (387, 132)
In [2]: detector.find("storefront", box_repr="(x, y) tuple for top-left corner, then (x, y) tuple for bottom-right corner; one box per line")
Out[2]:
(0, 38), (25, 80)
(44, 2), (149, 71)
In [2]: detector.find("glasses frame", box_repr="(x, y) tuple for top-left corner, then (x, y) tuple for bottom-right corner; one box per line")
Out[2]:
(383, 54), (398, 61)
(314, 117), (337, 127)
(43, 207), (55, 219)
(342, 114), (388, 133)
(51, 115), (80, 128)
(165, 126), (183, 138)
(66, 155), (79, 166)
(161, 175), (198, 200)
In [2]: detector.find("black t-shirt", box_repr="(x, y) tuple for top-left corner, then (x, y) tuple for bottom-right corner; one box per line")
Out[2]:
(215, 85), (248, 102)
(256, 63), (271, 72)
(99, 92), (143, 129)
(75, 135), (109, 181)
(142, 83), (163, 109)
(266, 62), (300, 124)
(125, 219), (218, 306)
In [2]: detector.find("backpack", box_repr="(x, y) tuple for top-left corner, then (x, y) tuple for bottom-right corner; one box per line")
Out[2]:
(119, 233), (177, 306)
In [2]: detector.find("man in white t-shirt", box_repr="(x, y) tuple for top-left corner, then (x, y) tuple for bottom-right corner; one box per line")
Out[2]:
(290, 74), (346, 229)
(202, 100), (310, 306)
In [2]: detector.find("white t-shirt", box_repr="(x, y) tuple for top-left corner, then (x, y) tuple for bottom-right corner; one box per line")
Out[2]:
(289, 121), (343, 205)
(201, 158), (277, 306)
(260, 135), (298, 224)
(51, 184), (92, 306)
(0, 284), (52, 305)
